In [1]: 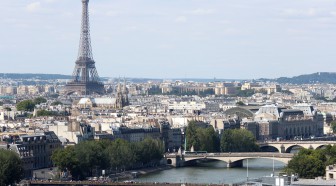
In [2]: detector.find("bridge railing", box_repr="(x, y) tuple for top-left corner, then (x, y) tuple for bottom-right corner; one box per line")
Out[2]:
(166, 152), (294, 158)
(258, 140), (336, 145)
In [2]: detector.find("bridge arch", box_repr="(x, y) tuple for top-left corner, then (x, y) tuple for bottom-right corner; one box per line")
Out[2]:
(166, 159), (172, 165)
(285, 145), (304, 153)
(207, 157), (288, 164)
(260, 145), (281, 153)
(315, 145), (328, 150)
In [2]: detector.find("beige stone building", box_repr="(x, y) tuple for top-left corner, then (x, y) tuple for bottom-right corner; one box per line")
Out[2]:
(326, 164), (336, 180)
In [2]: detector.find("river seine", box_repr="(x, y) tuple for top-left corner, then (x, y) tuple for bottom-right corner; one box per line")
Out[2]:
(136, 159), (285, 184)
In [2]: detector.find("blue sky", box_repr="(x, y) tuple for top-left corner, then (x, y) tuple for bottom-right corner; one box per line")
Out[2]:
(1, 0), (336, 79)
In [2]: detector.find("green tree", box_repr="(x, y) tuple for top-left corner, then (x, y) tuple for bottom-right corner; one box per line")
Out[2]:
(323, 145), (336, 166)
(148, 85), (161, 95)
(106, 139), (135, 170)
(185, 121), (220, 152)
(236, 101), (246, 106)
(36, 110), (56, 117)
(16, 100), (35, 111)
(185, 121), (201, 151)
(285, 149), (325, 178)
(51, 146), (80, 178)
(0, 149), (24, 185)
(51, 139), (165, 180)
(331, 121), (336, 133)
(197, 126), (220, 152)
(51, 101), (63, 106)
(4, 107), (11, 111)
(74, 140), (109, 178)
(34, 97), (47, 105)
(134, 138), (163, 166)
(220, 129), (259, 152)
(236, 89), (255, 97)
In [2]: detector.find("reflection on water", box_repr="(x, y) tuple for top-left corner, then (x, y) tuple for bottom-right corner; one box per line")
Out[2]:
(136, 159), (285, 184)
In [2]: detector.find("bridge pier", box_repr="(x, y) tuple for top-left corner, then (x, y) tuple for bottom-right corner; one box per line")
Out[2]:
(166, 155), (185, 167)
(227, 160), (243, 168)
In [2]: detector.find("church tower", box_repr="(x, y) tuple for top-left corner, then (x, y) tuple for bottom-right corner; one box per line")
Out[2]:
(122, 78), (129, 106)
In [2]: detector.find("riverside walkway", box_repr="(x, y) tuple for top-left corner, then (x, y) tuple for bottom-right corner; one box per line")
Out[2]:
(25, 181), (240, 186)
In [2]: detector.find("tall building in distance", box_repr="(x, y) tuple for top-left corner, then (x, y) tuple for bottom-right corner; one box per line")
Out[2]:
(64, 0), (104, 95)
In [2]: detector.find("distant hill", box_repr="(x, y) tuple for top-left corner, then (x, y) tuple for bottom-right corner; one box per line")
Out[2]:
(259, 72), (336, 84)
(2, 72), (336, 84)
(0, 73), (71, 80)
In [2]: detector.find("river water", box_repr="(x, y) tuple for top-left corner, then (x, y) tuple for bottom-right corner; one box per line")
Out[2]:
(136, 159), (286, 184)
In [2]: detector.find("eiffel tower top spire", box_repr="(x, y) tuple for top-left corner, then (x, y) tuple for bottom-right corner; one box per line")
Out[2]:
(78, 0), (93, 60)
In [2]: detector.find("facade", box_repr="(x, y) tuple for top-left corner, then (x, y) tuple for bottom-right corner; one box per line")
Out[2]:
(118, 127), (161, 142)
(77, 97), (117, 109)
(241, 82), (261, 90)
(241, 121), (259, 140)
(210, 117), (240, 133)
(76, 81), (129, 109)
(215, 83), (237, 95)
(258, 120), (279, 141)
(0, 143), (34, 178)
(265, 84), (281, 94)
(0, 131), (61, 178)
(326, 164), (336, 180)
(254, 105), (324, 140)
(18, 132), (62, 169)
(160, 122), (182, 152)
(48, 122), (95, 144)
(167, 128), (182, 152)
(168, 101), (205, 113)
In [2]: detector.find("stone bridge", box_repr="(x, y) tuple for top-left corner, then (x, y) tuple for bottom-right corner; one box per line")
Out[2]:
(258, 141), (336, 153)
(165, 152), (294, 168)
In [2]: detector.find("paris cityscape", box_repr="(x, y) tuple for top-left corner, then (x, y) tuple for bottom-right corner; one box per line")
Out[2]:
(1, 0), (336, 186)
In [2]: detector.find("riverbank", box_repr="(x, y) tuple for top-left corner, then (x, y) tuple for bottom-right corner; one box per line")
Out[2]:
(136, 165), (172, 176)
(110, 165), (172, 181)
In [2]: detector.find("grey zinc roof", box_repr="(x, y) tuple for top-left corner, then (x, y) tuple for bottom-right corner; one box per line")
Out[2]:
(291, 178), (336, 186)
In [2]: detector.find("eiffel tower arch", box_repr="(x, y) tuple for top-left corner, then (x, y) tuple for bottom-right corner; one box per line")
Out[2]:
(64, 0), (105, 95)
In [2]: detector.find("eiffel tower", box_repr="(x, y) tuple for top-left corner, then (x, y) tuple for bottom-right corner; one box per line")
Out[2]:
(64, 0), (104, 95)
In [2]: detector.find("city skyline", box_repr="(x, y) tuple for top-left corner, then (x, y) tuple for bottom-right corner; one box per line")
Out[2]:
(1, 0), (336, 79)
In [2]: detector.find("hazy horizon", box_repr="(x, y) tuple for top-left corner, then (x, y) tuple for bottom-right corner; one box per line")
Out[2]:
(1, 0), (336, 79)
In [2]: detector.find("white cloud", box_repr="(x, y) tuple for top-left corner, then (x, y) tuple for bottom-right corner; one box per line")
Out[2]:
(124, 26), (138, 31)
(26, 2), (41, 13)
(188, 8), (216, 15)
(330, 11), (336, 16)
(286, 28), (306, 35)
(281, 8), (318, 17)
(159, 44), (175, 49)
(222, 28), (241, 35)
(44, 0), (56, 3)
(61, 12), (75, 17)
(106, 10), (121, 17)
(175, 16), (187, 23)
